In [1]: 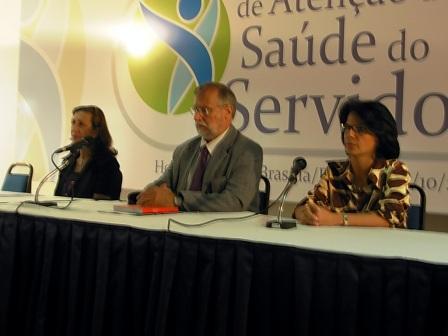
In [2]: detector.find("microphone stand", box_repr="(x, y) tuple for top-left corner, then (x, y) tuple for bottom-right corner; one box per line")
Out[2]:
(266, 176), (298, 229)
(32, 169), (59, 207)
(30, 151), (76, 207)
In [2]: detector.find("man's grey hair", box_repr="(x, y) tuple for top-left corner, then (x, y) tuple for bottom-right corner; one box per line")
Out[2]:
(194, 82), (237, 117)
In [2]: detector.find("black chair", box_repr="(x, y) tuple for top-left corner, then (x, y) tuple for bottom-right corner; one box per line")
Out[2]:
(2, 162), (34, 193)
(407, 183), (426, 230)
(258, 175), (270, 214)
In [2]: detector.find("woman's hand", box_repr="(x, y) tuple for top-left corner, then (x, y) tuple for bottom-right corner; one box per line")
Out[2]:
(295, 202), (391, 227)
(294, 203), (318, 225)
(294, 201), (341, 226)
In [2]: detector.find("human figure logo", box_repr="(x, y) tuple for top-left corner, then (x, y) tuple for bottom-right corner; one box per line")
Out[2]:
(128, 0), (231, 115)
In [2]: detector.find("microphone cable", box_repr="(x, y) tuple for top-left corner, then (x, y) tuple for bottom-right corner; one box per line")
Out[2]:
(167, 157), (307, 231)
(17, 152), (78, 212)
(166, 178), (292, 231)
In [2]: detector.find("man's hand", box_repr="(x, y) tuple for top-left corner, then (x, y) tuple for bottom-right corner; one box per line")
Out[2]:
(136, 183), (176, 207)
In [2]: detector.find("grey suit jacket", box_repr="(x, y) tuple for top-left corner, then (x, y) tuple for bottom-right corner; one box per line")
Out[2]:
(152, 125), (263, 212)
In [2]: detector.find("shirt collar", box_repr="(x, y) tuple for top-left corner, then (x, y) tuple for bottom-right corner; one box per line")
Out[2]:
(200, 127), (230, 155)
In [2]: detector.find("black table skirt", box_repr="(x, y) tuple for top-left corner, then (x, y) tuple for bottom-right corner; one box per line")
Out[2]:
(0, 212), (447, 336)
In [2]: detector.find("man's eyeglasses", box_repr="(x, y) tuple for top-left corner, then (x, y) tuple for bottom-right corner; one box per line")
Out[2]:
(190, 106), (211, 116)
(340, 123), (370, 135)
(190, 104), (229, 117)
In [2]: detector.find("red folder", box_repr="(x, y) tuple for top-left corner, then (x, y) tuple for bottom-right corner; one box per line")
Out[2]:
(113, 204), (179, 215)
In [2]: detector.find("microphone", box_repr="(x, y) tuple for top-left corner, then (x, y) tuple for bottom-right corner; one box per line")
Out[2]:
(267, 156), (307, 229)
(54, 136), (94, 154)
(26, 141), (89, 208)
(288, 157), (307, 183)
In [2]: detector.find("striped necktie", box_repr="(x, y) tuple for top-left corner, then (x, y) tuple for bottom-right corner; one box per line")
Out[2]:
(189, 146), (210, 191)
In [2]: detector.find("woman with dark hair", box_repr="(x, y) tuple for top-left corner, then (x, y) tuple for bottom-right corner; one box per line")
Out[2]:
(55, 105), (122, 200)
(293, 99), (410, 228)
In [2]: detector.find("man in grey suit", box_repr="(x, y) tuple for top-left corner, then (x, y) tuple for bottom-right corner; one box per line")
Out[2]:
(137, 82), (263, 212)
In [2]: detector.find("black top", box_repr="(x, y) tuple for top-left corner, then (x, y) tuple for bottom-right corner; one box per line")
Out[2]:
(54, 140), (122, 200)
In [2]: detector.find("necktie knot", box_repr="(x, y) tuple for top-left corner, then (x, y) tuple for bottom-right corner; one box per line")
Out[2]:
(199, 145), (209, 160)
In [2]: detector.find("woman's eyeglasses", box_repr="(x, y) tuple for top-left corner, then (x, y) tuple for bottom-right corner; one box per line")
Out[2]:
(340, 123), (370, 135)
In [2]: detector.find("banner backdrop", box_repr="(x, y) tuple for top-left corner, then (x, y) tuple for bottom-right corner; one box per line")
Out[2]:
(15, 0), (448, 213)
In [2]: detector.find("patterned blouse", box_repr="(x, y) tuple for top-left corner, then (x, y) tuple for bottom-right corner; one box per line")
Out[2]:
(299, 159), (411, 228)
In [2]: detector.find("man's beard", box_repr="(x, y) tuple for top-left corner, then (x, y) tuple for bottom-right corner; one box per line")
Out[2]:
(196, 122), (210, 139)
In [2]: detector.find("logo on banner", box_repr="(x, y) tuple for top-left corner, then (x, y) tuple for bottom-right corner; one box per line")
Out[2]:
(128, 0), (231, 115)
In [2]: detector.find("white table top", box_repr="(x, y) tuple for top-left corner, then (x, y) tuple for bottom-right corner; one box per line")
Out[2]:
(1, 193), (448, 265)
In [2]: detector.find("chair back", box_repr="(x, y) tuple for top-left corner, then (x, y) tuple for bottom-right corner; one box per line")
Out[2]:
(2, 162), (34, 193)
(258, 175), (270, 214)
(407, 183), (426, 230)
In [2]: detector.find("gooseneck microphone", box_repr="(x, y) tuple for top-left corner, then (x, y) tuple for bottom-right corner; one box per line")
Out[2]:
(288, 157), (307, 183)
(266, 156), (307, 229)
(32, 137), (93, 207)
(54, 136), (94, 153)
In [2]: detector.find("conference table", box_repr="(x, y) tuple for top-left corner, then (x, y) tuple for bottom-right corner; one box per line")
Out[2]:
(0, 193), (447, 336)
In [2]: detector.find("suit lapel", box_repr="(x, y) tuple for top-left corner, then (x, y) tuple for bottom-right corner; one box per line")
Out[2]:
(178, 138), (201, 190)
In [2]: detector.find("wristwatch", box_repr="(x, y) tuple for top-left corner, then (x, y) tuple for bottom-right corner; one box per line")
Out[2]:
(174, 195), (183, 207)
